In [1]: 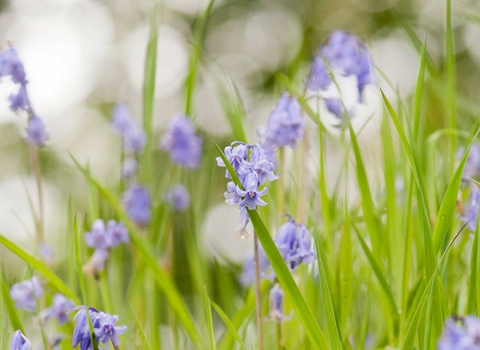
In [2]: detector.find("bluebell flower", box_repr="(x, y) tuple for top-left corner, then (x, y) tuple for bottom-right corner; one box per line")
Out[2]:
(236, 172), (268, 210)
(85, 219), (109, 251)
(123, 185), (151, 226)
(10, 276), (43, 312)
(160, 114), (203, 169)
(307, 30), (375, 97)
(164, 184), (190, 212)
(216, 142), (252, 179)
(251, 145), (279, 185)
(324, 98), (344, 118)
(72, 307), (100, 350)
(459, 145), (480, 180)
(121, 158), (138, 179)
(94, 312), (127, 346)
(0, 47), (27, 85)
(9, 85), (30, 112)
(438, 316), (480, 350)
(262, 92), (304, 149)
(235, 207), (250, 239)
(224, 181), (241, 205)
(10, 330), (30, 350)
(25, 115), (49, 147)
(111, 103), (146, 152)
(462, 185), (480, 232)
(105, 220), (129, 248)
(41, 294), (76, 325)
(266, 284), (291, 321)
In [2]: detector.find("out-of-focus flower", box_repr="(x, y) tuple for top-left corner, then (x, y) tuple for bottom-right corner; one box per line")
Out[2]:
(123, 185), (151, 226)
(462, 185), (480, 232)
(72, 307), (126, 350)
(260, 92), (305, 149)
(105, 220), (129, 248)
(217, 142), (277, 237)
(41, 294), (76, 325)
(94, 312), (127, 347)
(160, 115), (203, 169)
(266, 284), (291, 322)
(10, 276), (43, 312)
(306, 31), (378, 129)
(239, 216), (316, 284)
(164, 184), (190, 212)
(0, 46), (49, 146)
(111, 103), (146, 152)
(85, 219), (109, 251)
(121, 158), (138, 179)
(438, 316), (480, 350)
(459, 145), (480, 180)
(10, 330), (30, 350)
(239, 244), (271, 286)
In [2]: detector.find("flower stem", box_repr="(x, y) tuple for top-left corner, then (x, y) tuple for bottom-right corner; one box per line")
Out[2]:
(276, 320), (283, 350)
(278, 147), (285, 216)
(253, 232), (264, 350)
(29, 145), (45, 245)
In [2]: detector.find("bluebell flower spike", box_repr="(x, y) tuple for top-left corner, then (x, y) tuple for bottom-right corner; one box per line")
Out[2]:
(10, 276), (43, 312)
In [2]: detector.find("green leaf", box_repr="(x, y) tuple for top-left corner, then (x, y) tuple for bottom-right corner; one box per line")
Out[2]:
(217, 78), (248, 143)
(204, 287), (216, 350)
(0, 234), (80, 304)
(412, 39), (427, 139)
(0, 272), (24, 334)
(210, 299), (246, 350)
(314, 233), (343, 350)
(130, 303), (153, 350)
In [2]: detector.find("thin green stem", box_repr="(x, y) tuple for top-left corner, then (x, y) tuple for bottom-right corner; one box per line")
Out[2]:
(276, 320), (283, 350)
(29, 146), (45, 246)
(253, 232), (264, 350)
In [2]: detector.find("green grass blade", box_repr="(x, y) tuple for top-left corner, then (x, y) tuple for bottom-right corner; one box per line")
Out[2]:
(129, 303), (153, 350)
(217, 79), (248, 143)
(204, 287), (216, 350)
(0, 272), (24, 333)
(432, 126), (480, 254)
(184, 0), (215, 116)
(210, 299), (246, 350)
(445, 0), (456, 175)
(412, 39), (427, 139)
(352, 224), (399, 319)
(314, 233), (343, 350)
(0, 234), (80, 304)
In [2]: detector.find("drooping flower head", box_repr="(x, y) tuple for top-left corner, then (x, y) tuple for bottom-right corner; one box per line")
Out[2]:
(438, 316), (480, 350)
(122, 185), (151, 226)
(10, 276), (43, 312)
(72, 307), (127, 350)
(105, 220), (129, 248)
(160, 114), (203, 169)
(0, 47), (27, 85)
(111, 103), (146, 152)
(164, 184), (190, 212)
(41, 294), (76, 325)
(85, 219), (109, 251)
(10, 330), (30, 350)
(306, 31), (378, 128)
(261, 92), (305, 149)
(217, 142), (278, 238)
(266, 284), (291, 322)
(462, 184), (480, 232)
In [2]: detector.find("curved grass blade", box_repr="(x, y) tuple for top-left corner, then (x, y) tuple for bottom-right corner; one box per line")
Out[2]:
(314, 233), (343, 350)
(352, 224), (399, 320)
(0, 272), (24, 333)
(215, 141), (329, 349)
(204, 287), (216, 350)
(70, 155), (206, 349)
(129, 303), (153, 350)
(210, 299), (246, 350)
(0, 234), (80, 304)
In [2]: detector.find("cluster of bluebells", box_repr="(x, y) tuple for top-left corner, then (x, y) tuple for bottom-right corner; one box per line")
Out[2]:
(0, 46), (48, 146)
(10, 276), (43, 312)
(306, 30), (376, 122)
(217, 142), (278, 238)
(72, 307), (127, 350)
(164, 184), (190, 212)
(111, 103), (146, 180)
(266, 284), (290, 322)
(83, 219), (129, 276)
(259, 92), (305, 155)
(122, 184), (151, 226)
(161, 114), (203, 169)
(240, 216), (316, 285)
(10, 330), (30, 350)
(438, 315), (480, 349)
